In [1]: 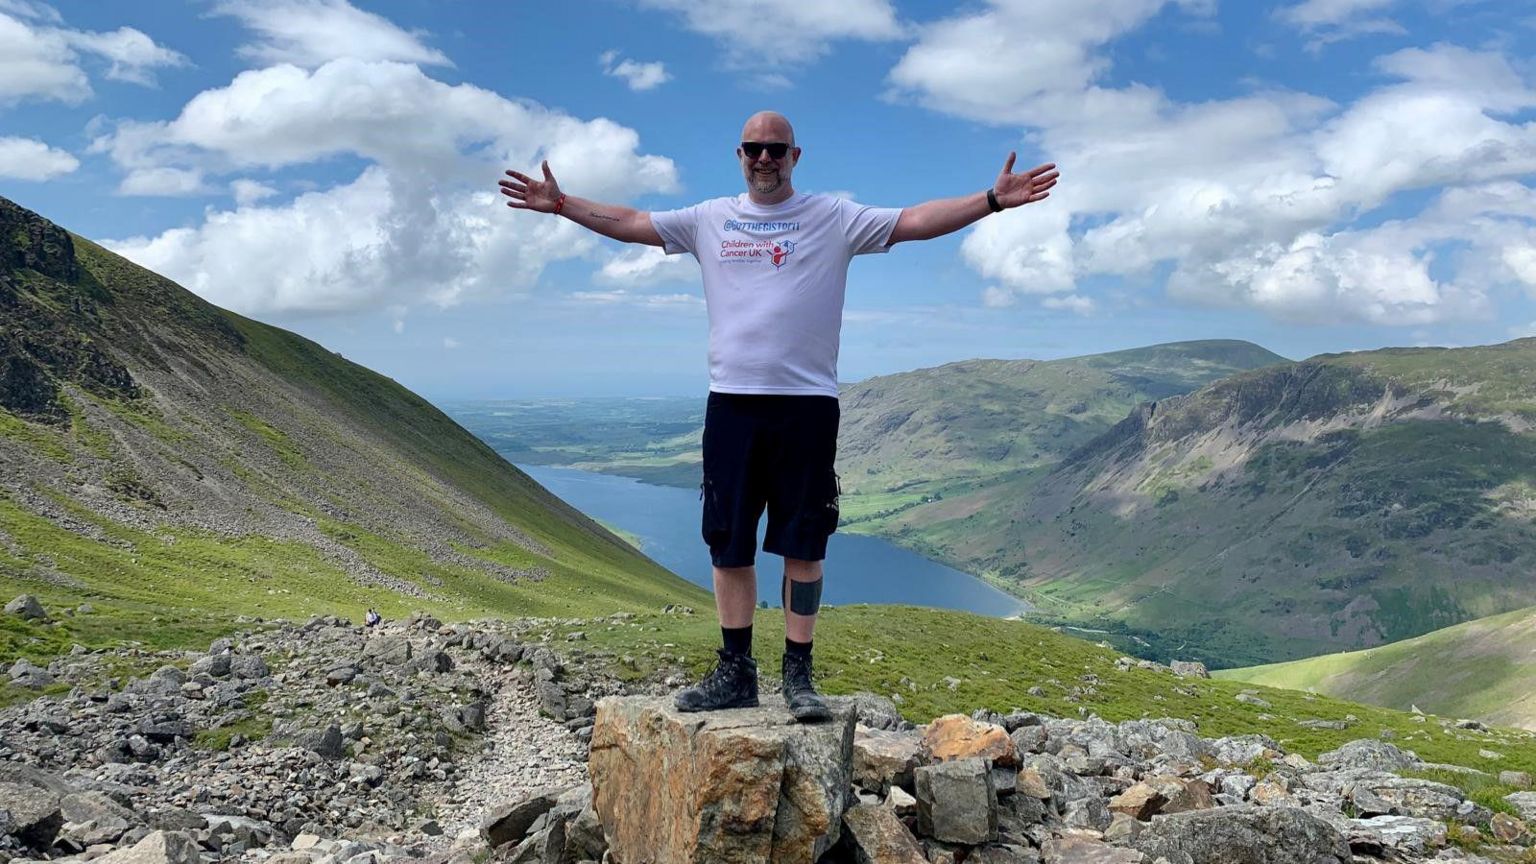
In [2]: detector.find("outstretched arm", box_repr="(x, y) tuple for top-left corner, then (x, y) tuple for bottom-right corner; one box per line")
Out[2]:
(888, 154), (1058, 245)
(499, 161), (664, 247)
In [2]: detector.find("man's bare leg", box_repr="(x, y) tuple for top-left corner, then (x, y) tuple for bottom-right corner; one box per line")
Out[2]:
(714, 564), (757, 628)
(781, 557), (830, 721)
(674, 564), (761, 712)
(783, 558), (821, 641)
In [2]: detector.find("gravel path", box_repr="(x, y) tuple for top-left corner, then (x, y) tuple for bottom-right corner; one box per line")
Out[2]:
(436, 666), (590, 839)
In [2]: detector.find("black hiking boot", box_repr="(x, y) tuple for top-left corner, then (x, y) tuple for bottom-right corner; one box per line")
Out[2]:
(674, 649), (759, 712)
(781, 651), (832, 722)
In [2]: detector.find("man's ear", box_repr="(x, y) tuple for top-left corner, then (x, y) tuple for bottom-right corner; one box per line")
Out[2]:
(791, 146), (802, 165)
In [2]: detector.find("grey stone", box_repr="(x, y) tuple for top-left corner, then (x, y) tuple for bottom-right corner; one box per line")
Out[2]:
(361, 636), (412, 666)
(916, 757), (997, 845)
(1507, 791), (1536, 820)
(5, 594), (47, 620)
(290, 725), (345, 760)
(0, 781), (62, 850)
(1345, 815), (1447, 857)
(1133, 806), (1350, 864)
(840, 802), (927, 864)
(60, 792), (138, 846)
(481, 787), (564, 848)
(1315, 739), (1419, 772)
(229, 654), (269, 679)
(1169, 661), (1208, 679)
(1500, 771), (1532, 789)
(92, 830), (201, 864)
(968, 842), (1041, 864)
(1042, 835), (1146, 862)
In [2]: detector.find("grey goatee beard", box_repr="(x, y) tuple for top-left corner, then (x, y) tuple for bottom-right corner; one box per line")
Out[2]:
(751, 170), (782, 194)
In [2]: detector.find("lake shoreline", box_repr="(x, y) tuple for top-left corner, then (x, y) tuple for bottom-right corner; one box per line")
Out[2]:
(516, 463), (1030, 619)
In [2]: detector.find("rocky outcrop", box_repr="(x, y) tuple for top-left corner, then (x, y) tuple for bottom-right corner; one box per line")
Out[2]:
(3, 615), (1529, 864)
(588, 695), (856, 863)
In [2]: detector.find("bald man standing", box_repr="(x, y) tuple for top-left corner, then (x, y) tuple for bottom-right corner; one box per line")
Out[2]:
(501, 111), (1058, 721)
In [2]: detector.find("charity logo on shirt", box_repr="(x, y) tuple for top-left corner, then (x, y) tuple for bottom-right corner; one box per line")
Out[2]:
(717, 218), (801, 270)
(771, 241), (795, 269)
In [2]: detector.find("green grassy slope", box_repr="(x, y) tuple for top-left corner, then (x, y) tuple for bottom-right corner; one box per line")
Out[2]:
(1220, 605), (1536, 730)
(896, 343), (1536, 668)
(0, 195), (707, 663)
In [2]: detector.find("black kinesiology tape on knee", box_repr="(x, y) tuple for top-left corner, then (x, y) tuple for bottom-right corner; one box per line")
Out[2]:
(788, 577), (823, 616)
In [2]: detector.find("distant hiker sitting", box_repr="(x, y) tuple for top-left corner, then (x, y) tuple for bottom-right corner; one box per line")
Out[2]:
(365, 609), (381, 628)
(500, 111), (1058, 722)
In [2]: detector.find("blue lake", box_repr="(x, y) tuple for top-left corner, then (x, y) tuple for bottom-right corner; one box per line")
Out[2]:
(517, 464), (1029, 618)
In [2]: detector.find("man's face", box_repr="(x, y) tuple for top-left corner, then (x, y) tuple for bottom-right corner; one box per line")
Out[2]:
(738, 118), (799, 196)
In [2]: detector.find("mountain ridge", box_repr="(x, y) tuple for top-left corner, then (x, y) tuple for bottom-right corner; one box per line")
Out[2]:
(0, 194), (704, 652)
(895, 340), (1536, 667)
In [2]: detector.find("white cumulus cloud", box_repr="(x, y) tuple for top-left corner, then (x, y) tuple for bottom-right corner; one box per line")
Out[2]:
(119, 166), (210, 197)
(211, 0), (450, 68)
(0, 5), (184, 105)
(98, 58), (680, 319)
(635, 0), (903, 67)
(595, 245), (698, 287)
(889, 4), (1536, 327)
(230, 178), (279, 206)
(600, 51), (670, 91)
(0, 135), (78, 180)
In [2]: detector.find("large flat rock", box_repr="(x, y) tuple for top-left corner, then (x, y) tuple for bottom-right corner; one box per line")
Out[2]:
(589, 694), (856, 864)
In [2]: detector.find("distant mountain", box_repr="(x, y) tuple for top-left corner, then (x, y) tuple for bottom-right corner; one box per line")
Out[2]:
(1220, 605), (1536, 731)
(835, 341), (1288, 521)
(882, 341), (1536, 667)
(0, 195), (702, 642)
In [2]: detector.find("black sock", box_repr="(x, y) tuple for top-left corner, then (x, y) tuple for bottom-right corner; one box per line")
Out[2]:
(785, 637), (812, 658)
(722, 625), (753, 657)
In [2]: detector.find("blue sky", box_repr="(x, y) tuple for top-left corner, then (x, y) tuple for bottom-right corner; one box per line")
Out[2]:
(1, 0), (1533, 399)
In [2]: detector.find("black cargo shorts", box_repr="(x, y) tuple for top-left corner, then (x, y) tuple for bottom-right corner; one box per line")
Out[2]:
(699, 392), (841, 568)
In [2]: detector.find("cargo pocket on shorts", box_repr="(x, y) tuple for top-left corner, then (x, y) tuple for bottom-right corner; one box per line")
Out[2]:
(700, 476), (729, 548)
(822, 470), (841, 537)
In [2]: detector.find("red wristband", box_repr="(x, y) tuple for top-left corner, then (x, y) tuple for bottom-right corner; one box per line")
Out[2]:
(553, 193), (567, 216)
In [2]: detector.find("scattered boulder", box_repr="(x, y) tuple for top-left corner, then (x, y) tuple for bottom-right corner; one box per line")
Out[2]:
(5, 593), (47, 620)
(840, 802), (927, 863)
(922, 714), (1020, 768)
(1316, 739), (1420, 772)
(916, 757), (997, 845)
(0, 780), (63, 850)
(92, 829), (201, 864)
(1133, 806), (1351, 864)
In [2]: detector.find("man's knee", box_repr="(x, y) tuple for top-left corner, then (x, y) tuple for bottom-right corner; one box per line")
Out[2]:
(715, 564), (755, 581)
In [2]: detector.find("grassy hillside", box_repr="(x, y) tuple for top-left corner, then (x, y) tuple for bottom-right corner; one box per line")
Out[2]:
(0, 194), (707, 668)
(1220, 605), (1536, 730)
(884, 343), (1536, 668)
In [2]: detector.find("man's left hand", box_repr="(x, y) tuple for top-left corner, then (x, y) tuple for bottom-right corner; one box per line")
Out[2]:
(993, 154), (1059, 209)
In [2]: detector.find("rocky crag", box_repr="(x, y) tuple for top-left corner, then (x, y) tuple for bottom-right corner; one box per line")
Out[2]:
(6, 596), (1536, 864)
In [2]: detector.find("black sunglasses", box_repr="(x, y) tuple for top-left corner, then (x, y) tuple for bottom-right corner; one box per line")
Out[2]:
(741, 141), (791, 160)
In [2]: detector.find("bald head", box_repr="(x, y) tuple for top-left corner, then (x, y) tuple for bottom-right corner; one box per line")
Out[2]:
(741, 111), (795, 146)
(738, 111), (800, 204)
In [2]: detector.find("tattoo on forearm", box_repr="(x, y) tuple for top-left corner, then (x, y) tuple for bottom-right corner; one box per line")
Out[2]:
(587, 210), (621, 222)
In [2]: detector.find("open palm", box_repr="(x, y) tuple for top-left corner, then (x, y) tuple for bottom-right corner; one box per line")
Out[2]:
(993, 153), (1059, 210)
(499, 160), (563, 212)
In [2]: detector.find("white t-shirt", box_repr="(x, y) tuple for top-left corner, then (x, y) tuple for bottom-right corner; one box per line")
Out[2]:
(650, 193), (902, 398)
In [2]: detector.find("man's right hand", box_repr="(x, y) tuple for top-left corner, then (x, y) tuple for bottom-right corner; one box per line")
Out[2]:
(499, 160), (562, 213)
